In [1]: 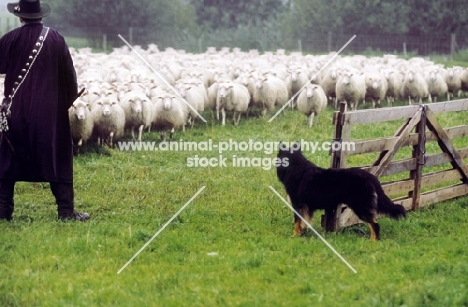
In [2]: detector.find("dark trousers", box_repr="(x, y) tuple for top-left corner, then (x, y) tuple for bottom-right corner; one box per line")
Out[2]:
(0, 181), (75, 220)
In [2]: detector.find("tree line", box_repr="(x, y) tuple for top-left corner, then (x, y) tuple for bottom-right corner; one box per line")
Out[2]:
(43, 0), (468, 52)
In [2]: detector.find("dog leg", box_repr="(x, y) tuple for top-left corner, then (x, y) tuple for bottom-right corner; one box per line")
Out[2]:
(293, 219), (302, 237)
(368, 219), (381, 241)
(293, 207), (305, 237)
(293, 207), (314, 237)
(300, 207), (314, 233)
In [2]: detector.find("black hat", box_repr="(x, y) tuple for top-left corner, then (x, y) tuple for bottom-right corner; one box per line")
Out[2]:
(7, 0), (51, 19)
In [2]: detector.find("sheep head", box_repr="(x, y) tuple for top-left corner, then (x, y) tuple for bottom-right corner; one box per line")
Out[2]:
(218, 83), (233, 98)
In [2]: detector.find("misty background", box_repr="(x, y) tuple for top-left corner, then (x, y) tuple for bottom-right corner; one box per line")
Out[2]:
(0, 0), (467, 55)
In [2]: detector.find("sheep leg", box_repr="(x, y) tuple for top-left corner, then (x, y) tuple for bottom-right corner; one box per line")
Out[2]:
(221, 108), (226, 126)
(307, 112), (315, 127)
(109, 132), (114, 148)
(190, 116), (195, 129)
(138, 124), (144, 143)
(170, 127), (175, 139)
(234, 112), (242, 126)
(77, 139), (83, 147)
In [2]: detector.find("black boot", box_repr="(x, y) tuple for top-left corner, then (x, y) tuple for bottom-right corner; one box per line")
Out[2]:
(0, 180), (15, 221)
(50, 182), (89, 221)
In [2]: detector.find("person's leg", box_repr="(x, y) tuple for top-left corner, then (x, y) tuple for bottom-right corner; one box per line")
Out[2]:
(0, 180), (15, 221)
(50, 182), (89, 221)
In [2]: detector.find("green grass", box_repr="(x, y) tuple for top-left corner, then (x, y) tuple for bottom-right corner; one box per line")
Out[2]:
(1, 101), (467, 306)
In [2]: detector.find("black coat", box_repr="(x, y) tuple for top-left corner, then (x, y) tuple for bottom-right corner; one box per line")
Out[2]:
(0, 23), (78, 183)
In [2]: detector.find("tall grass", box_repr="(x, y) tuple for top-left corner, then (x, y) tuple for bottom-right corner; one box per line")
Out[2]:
(1, 102), (467, 306)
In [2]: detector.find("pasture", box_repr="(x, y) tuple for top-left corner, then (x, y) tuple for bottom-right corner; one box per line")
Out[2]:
(1, 100), (467, 306)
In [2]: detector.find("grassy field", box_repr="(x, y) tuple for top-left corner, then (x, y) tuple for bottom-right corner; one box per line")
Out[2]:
(1, 99), (467, 306)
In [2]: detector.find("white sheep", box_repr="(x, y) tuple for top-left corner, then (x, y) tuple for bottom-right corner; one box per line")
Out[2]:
(68, 99), (94, 147)
(380, 68), (403, 106)
(288, 67), (310, 109)
(81, 85), (103, 105)
(119, 91), (153, 142)
(216, 81), (250, 125)
(400, 69), (432, 105)
(207, 81), (220, 113)
(153, 94), (189, 140)
(296, 84), (327, 127)
(234, 73), (256, 99)
(364, 71), (388, 108)
(319, 66), (339, 107)
(90, 97), (126, 147)
(460, 67), (468, 95)
(445, 67), (462, 100)
(335, 70), (366, 111)
(175, 82), (205, 128)
(424, 68), (448, 102)
(252, 75), (289, 116)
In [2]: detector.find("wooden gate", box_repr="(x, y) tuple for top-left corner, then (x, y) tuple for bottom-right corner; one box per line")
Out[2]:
(322, 99), (468, 231)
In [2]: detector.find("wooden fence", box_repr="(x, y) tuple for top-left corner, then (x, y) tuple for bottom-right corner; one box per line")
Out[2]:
(322, 99), (468, 231)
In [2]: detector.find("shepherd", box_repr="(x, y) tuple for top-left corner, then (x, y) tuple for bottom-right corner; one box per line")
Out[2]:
(0, 0), (89, 221)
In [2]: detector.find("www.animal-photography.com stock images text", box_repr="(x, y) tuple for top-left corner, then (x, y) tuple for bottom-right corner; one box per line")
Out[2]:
(1, 0), (468, 306)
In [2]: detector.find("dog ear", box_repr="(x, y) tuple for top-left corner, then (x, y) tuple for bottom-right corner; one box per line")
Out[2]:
(278, 141), (286, 152)
(295, 141), (301, 152)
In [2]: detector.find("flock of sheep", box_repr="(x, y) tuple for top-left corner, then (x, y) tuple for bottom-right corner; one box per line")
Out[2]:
(5, 44), (468, 147)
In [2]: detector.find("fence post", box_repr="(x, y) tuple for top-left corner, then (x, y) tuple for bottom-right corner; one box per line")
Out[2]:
(129, 27), (133, 45)
(323, 101), (347, 231)
(298, 39), (302, 53)
(403, 42), (407, 57)
(409, 105), (427, 210)
(450, 33), (456, 61)
(103, 34), (107, 52)
(327, 31), (332, 53)
(198, 37), (203, 54)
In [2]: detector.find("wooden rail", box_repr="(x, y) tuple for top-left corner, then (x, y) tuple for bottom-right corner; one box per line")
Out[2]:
(323, 99), (468, 230)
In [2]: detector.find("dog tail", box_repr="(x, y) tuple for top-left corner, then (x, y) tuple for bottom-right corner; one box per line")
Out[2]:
(376, 189), (407, 220)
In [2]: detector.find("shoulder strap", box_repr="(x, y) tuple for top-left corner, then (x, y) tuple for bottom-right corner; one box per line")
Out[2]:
(1, 27), (50, 135)
(9, 26), (50, 100)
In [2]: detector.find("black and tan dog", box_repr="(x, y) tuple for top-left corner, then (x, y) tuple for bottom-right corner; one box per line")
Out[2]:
(276, 143), (406, 240)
